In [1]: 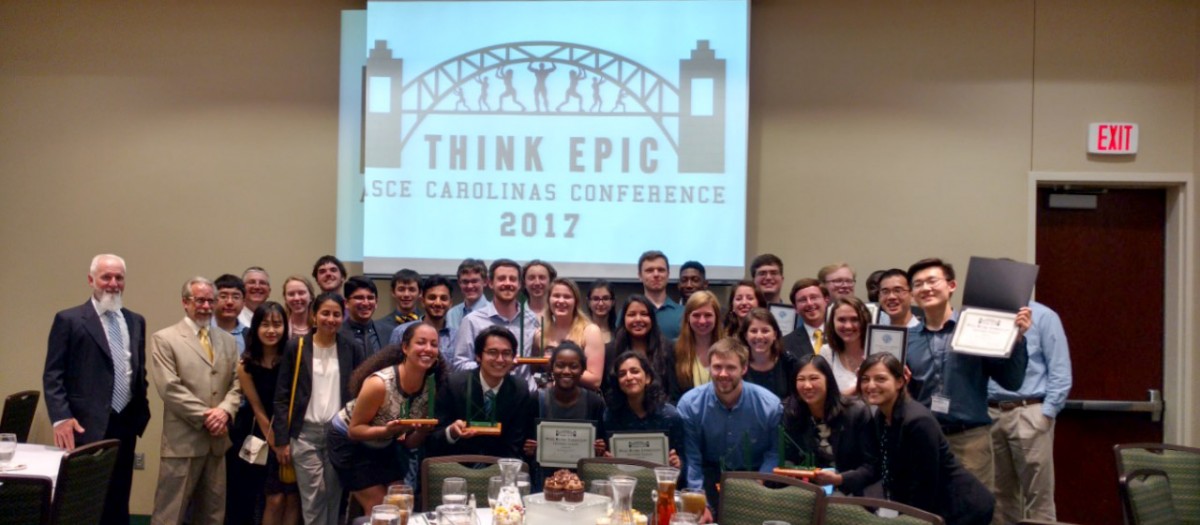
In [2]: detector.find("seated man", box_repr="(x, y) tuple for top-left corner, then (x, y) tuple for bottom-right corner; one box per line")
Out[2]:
(428, 325), (535, 458)
(678, 337), (781, 518)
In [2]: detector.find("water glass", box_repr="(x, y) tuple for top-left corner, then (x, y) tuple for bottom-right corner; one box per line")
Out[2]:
(442, 477), (468, 506)
(436, 504), (473, 525)
(369, 504), (400, 525)
(0, 434), (16, 467)
(590, 479), (611, 496)
(516, 471), (531, 497)
(487, 475), (503, 508)
(670, 513), (699, 525)
(384, 484), (414, 512)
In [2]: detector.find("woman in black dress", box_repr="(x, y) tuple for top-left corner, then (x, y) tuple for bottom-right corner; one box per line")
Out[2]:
(739, 308), (800, 400)
(238, 301), (300, 525)
(859, 353), (994, 525)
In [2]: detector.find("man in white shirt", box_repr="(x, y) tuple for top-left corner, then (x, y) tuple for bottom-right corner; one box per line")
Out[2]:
(782, 278), (829, 360)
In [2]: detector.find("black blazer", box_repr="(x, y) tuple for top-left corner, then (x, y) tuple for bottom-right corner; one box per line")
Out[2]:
(782, 328), (816, 363)
(875, 398), (994, 525)
(43, 301), (151, 443)
(272, 332), (366, 446)
(782, 399), (877, 495)
(427, 370), (536, 458)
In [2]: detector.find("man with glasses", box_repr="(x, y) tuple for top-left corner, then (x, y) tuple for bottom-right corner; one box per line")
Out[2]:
(212, 274), (249, 354)
(429, 325), (535, 457)
(341, 276), (385, 355)
(149, 277), (243, 525)
(749, 253), (784, 304)
(818, 262), (857, 301)
(904, 258), (1031, 491)
(877, 268), (920, 328)
(240, 267), (271, 327)
(447, 258), (491, 330)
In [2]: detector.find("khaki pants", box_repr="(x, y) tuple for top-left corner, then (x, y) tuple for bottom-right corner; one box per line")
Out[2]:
(946, 424), (994, 491)
(989, 405), (1057, 524)
(294, 422), (342, 525)
(151, 454), (226, 525)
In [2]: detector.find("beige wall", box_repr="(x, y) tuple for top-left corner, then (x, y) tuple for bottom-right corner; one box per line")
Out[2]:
(1, 0), (1197, 513)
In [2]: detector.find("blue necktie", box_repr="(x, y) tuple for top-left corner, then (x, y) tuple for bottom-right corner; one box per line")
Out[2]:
(105, 311), (131, 412)
(483, 390), (496, 419)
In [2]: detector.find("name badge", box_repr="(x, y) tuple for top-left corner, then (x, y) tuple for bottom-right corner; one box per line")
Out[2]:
(931, 394), (951, 414)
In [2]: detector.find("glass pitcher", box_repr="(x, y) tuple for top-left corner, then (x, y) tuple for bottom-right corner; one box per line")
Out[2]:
(608, 475), (638, 525)
(492, 458), (526, 525)
(653, 467), (680, 525)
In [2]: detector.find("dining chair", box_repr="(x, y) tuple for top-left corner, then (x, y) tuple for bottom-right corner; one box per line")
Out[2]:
(821, 495), (945, 525)
(0, 391), (39, 443)
(1018, 520), (1080, 525)
(576, 457), (662, 517)
(1114, 443), (1200, 524)
(717, 471), (824, 525)
(420, 455), (525, 512)
(47, 439), (119, 525)
(0, 474), (52, 525)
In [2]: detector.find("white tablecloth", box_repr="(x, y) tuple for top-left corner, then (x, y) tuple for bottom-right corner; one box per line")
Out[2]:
(3, 443), (65, 493)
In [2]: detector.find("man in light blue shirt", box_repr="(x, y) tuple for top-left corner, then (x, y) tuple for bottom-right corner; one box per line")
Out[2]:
(678, 337), (781, 519)
(450, 259), (539, 389)
(988, 301), (1072, 524)
(447, 258), (491, 330)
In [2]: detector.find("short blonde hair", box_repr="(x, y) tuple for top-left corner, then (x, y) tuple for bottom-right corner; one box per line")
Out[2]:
(708, 336), (749, 367)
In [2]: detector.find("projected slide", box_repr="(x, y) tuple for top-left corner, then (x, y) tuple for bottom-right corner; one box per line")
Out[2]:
(362, 0), (748, 280)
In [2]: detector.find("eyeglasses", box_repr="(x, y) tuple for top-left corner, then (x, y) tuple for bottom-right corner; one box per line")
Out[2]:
(754, 269), (781, 278)
(879, 287), (910, 298)
(911, 277), (943, 290)
(824, 278), (856, 286)
(482, 349), (515, 359)
(590, 296), (613, 303)
(189, 297), (216, 305)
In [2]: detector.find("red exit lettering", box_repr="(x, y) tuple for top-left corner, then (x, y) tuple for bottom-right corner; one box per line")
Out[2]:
(1096, 124), (1134, 151)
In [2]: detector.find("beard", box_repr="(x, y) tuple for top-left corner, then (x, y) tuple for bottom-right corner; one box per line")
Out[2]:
(96, 291), (123, 314)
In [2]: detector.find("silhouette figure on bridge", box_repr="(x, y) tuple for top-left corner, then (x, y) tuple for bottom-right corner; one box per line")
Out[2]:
(529, 62), (557, 112)
(611, 88), (628, 113)
(496, 67), (526, 111)
(476, 76), (491, 111)
(556, 67), (586, 112)
(453, 87), (469, 111)
(588, 77), (606, 112)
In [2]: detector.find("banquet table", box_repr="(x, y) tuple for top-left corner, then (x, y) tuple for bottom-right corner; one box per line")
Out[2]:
(2, 443), (65, 493)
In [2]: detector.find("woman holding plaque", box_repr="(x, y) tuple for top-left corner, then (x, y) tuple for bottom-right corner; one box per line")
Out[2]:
(533, 279), (605, 390)
(273, 292), (367, 525)
(587, 280), (617, 344)
(860, 353), (995, 525)
(739, 308), (800, 400)
(671, 291), (723, 402)
(238, 302), (300, 525)
(604, 295), (675, 397)
(524, 342), (607, 484)
(328, 323), (445, 510)
(282, 275), (314, 339)
(820, 297), (872, 397)
(723, 280), (766, 335)
(781, 354), (876, 496)
(604, 351), (683, 469)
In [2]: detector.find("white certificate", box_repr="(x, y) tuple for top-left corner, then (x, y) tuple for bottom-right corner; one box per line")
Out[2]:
(866, 324), (907, 363)
(950, 308), (1019, 358)
(536, 420), (596, 469)
(769, 304), (797, 337)
(609, 432), (669, 466)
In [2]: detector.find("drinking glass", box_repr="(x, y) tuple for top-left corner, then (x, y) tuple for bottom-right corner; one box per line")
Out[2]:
(488, 475), (503, 508)
(442, 477), (468, 506)
(0, 434), (16, 468)
(677, 488), (706, 517)
(590, 479), (612, 496)
(436, 504), (473, 525)
(369, 504), (400, 525)
(670, 513), (699, 525)
(516, 472), (531, 497)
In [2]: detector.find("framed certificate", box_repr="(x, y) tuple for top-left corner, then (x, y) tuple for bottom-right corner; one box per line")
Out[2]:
(950, 308), (1019, 358)
(769, 304), (797, 337)
(536, 420), (596, 468)
(866, 324), (907, 363)
(609, 432), (669, 466)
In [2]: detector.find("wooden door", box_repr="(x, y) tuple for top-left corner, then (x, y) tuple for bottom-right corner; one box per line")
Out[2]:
(1034, 187), (1165, 525)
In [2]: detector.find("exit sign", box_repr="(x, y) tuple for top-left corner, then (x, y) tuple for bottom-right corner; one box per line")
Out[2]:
(1088, 122), (1138, 154)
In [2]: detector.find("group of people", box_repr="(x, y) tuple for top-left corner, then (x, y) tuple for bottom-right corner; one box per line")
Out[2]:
(42, 251), (1071, 525)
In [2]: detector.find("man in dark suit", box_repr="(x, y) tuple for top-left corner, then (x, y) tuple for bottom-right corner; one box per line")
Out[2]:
(43, 254), (151, 525)
(781, 278), (829, 361)
(429, 325), (535, 458)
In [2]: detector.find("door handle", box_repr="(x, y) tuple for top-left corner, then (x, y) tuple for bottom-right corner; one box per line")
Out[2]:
(1063, 389), (1163, 422)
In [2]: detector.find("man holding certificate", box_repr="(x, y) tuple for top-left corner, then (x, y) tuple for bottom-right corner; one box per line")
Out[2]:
(904, 258), (1030, 490)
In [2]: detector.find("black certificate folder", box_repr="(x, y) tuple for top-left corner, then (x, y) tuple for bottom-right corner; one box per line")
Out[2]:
(962, 257), (1039, 313)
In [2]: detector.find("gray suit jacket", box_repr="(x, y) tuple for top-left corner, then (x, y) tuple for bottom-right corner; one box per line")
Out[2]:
(149, 318), (242, 458)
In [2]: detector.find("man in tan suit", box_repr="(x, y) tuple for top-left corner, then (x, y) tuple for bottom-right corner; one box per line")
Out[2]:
(149, 277), (242, 525)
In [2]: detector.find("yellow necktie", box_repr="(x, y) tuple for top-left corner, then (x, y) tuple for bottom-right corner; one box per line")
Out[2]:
(199, 327), (214, 362)
(813, 329), (823, 355)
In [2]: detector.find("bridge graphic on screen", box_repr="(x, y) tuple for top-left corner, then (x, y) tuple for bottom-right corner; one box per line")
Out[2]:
(365, 40), (726, 173)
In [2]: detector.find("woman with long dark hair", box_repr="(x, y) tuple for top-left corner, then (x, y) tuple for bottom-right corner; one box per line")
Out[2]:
(604, 351), (683, 469)
(821, 296), (872, 396)
(781, 354), (875, 496)
(859, 353), (995, 524)
(723, 280), (766, 335)
(327, 323), (445, 510)
(604, 295), (675, 397)
(586, 280), (617, 344)
(238, 302), (300, 525)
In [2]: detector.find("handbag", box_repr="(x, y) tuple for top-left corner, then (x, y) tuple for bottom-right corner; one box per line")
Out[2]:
(279, 337), (304, 484)
(239, 433), (268, 465)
